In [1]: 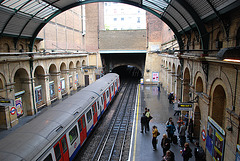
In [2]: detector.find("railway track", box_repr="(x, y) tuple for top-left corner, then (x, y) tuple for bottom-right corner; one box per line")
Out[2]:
(74, 81), (137, 161)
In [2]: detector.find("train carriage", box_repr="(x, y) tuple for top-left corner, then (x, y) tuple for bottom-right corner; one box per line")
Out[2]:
(0, 73), (120, 161)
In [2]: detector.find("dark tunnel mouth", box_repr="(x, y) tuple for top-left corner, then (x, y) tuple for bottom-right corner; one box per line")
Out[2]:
(112, 65), (142, 81)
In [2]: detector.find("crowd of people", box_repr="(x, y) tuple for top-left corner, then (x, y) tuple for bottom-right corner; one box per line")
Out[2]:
(140, 107), (206, 161)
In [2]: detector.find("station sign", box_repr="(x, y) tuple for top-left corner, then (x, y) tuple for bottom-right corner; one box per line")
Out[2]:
(174, 102), (193, 111)
(0, 99), (14, 106)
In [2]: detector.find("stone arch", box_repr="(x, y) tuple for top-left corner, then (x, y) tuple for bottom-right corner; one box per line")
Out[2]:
(183, 67), (190, 102)
(196, 76), (203, 92)
(0, 73), (7, 98)
(14, 68), (31, 117)
(194, 105), (201, 139)
(82, 60), (87, 66)
(34, 66), (46, 109)
(60, 62), (67, 95)
(236, 27), (240, 47)
(192, 37), (196, 50)
(19, 44), (24, 52)
(3, 43), (10, 52)
(176, 65), (181, 100)
(76, 61), (81, 87)
(49, 64), (58, 100)
(171, 63), (176, 94)
(69, 61), (75, 89)
(210, 81), (227, 128)
(33, 45), (38, 52)
(215, 31), (223, 49)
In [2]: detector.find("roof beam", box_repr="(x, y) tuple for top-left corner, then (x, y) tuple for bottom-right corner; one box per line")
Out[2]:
(176, 0), (209, 55)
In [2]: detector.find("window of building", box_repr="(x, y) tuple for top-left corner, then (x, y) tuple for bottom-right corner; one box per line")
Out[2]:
(121, 17), (124, 21)
(114, 18), (117, 21)
(137, 17), (140, 23)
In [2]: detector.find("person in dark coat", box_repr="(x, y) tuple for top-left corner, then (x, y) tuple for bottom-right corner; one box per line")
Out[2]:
(187, 119), (194, 143)
(162, 150), (175, 161)
(194, 141), (206, 161)
(166, 121), (176, 142)
(181, 143), (192, 161)
(140, 113), (147, 133)
(161, 134), (171, 156)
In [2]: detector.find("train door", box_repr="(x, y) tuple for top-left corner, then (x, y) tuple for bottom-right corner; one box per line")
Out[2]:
(103, 93), (107, 110)
(78, 115), (87, 145)
(109, 87), (112, 102)
(53, 135), (69, 161)
(92, 103), (97, 125)
(113, 82), (116, 95)
(96, 99), (101, 119)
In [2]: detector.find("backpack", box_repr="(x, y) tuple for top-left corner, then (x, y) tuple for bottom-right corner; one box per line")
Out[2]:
(197, 146), (206, 160)
(157, 131), (160, 136)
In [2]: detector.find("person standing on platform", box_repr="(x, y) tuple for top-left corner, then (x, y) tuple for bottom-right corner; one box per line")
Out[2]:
(140, 113), (147, 133)
(145, 108), (152, 131)
(166, 121), (176, 142)
(187, 119), (194, 143)
(162, 150), (175, 161)
(158, 81), (161, 92)
(194, 141), (206, 161)
(166, 117), (173, 139)
(180, 143), (192, 161)
(179, 122), (186, 147)
(183, 111), (189, 127)
(161, 134), (171, 156)
(168, 92), (174, 104)
(174, 99), (181, 116)
(177, 116), (183, 133)
(152, 125), (159, 151)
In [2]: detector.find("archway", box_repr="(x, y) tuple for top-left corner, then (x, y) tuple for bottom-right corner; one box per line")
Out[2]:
(211, 85), (226, 127)
(34, 66), (46, 109)
(60, 62), (68, 96)
(69, 61), (75, 90)
(49, 64), (58, 101)
(194, 76), (204, 139)
(14, 68), (31, 117)
(112, 65), (142, 81)
(176, 65), (181, 101)
(183, 67), (190, 102)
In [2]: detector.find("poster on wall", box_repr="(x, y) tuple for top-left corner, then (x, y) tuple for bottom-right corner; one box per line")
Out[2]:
(60, 78), (65, 92)
(15, 97), (23, 117)
(206, 117), (225, 161)
(76, 73), (79, 85)
(69, 75), (73, 87)
(152, 72), (159, 82)
(35, 85), (42, 104)
(49, 81), (55, 98)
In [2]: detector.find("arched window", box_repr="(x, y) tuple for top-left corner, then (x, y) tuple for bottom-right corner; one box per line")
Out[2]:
(236, 27), (240, 47)
(3, 43), (10, 52)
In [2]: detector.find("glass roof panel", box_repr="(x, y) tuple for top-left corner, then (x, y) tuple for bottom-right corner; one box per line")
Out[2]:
(142, 0), (169, 12)
(1, 0), (58, 19)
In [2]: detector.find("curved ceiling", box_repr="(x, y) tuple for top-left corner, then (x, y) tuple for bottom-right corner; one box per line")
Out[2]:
(0, 0), (240, 52)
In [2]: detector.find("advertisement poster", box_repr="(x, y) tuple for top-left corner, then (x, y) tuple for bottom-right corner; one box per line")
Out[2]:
(206, 117), (225, 161)
(69, 75), (73, 87)
(49, 81), (55, 98)
(60, 78), (65, 92)
(35, 85), (42, 104)
(76, 73), (79, 85)
(152, 72), (159, 82)
(15, 97), (23, 117)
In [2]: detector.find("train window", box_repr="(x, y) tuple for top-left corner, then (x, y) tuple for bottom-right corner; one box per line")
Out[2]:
(61, 137), (68, 153)
(69, 126), (78, 145)
(107, 90), (109, 98)
(78, 120), (82, 133)
(82, 116), (86, 128)
(43, 154), (53, 161)
(111, 85), (113, 91)
(87, 109), (92, 123)
(97, 101), (100, 110)
(54, 144), (61, 161)
(101, 96), (103, 104)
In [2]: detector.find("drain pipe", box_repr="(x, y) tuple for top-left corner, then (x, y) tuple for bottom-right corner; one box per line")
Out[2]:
(29, 53), (36, 115)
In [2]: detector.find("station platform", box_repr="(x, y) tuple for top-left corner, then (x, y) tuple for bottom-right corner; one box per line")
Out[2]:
(128, 84), (195, 161)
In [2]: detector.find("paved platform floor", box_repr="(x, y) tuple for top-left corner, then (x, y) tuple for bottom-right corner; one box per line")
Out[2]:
(129, 84), (195, 161)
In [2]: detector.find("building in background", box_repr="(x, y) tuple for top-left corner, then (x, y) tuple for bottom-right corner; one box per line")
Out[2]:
(104, 2), (146, 30)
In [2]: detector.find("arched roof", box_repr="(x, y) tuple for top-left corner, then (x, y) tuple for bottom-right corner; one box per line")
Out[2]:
(0, 0), (239, 53)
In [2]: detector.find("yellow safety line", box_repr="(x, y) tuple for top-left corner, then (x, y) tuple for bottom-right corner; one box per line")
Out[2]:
(133, 84), (141, 161)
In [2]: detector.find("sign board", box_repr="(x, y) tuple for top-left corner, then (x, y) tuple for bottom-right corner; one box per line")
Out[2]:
(152, 72), (159, 82)
(201, 129), (206, 141)
(174, 102), (193, 111)
(0, 99), (14, 106)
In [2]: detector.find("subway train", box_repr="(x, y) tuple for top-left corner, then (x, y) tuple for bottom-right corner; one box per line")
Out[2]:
(0, 73), (120, 161)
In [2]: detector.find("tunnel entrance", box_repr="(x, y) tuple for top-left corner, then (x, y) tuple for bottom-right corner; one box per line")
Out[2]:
(112, 65), (142, 81)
